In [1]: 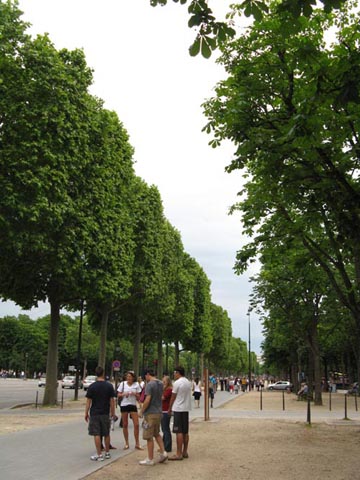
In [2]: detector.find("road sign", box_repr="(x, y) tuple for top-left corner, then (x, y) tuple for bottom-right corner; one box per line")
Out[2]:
(112, 360), (121, 369)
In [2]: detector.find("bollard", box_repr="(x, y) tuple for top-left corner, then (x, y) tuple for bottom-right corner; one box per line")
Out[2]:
(260, 388), (263, 411)
(35, 391), (39, 409)
(355, 393), (358, 412)
(329, 389), (332, 411)
(61, 389), (64, 409)
(344, 393), (348, 420)
(307, 396), (311, 424)
(282, 390), (285, 411)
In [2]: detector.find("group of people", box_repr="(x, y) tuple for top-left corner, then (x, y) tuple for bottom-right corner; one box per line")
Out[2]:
(84, 365), (192, 466)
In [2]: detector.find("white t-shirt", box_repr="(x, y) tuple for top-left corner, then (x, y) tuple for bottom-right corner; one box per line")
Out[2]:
(172, 376), (192, 412)
(192, 381), (201, 393)
(117, 381), (141, 407)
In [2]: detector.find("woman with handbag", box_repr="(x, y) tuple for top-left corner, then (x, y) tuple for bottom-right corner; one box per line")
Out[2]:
(117, 371), (143, 450)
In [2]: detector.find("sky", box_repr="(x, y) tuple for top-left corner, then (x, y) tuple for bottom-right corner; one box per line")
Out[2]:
(1, 0), (263, 354)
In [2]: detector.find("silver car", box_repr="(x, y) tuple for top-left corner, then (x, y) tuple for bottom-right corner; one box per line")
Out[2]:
(83, 375), (97, 391)
(62, 375), (83, 389)
(267, 381), (292, 391)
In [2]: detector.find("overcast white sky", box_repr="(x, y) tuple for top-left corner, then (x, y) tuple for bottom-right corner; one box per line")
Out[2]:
(2, 0), (263, 354)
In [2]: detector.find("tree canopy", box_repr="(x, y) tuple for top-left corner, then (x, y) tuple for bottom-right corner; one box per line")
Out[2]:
(203, 0), (360, 386)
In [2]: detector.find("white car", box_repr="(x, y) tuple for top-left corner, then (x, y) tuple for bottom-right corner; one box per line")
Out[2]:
(62, 375), (83, 389)
(83, 375), (97, 391)
(267, 381), (292, 391)
(38, 375), (59, 387)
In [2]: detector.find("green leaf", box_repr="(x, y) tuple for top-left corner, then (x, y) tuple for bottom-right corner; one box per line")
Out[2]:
(201, 38), (212, 58)
(189, 37), (201, 56)
(188, 14), (202, 27)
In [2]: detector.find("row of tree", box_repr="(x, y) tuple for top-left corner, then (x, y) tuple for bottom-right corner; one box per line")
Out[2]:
(202, 1), (360, 403)
(0, 1), (258, 405)
(0, 313), (259, 380)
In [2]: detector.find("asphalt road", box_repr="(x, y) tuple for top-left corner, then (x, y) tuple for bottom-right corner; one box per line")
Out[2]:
(0, 378), (86, 409)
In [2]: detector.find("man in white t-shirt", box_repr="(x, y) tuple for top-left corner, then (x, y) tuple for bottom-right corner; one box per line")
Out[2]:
(168, 365), (192, 460)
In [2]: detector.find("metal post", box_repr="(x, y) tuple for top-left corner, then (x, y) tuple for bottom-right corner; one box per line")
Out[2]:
(35, 391), (39, 409)
(282, 390), (285, 411)
(355, 392), (358, 412)
(61, 389), (64, 409)
(329, 389), (332, 411)
(260, 388), (263, 411)
(307, 396), (311, 424)
(248, 311), (251, 389)
(344, 394), (348, 420)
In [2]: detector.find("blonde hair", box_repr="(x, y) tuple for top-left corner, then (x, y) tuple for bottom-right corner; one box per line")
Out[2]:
(163, 375), (172, 390)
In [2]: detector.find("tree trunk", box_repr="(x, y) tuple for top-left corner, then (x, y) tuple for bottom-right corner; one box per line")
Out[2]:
(174, 341), (180, 366)
(307, 305), (323, 405)
(133, 315), (142, 377)
(83, 357), (87, 380)
(43, 300), (60, 406)
(200, 353), (204, 381)
(157, 340), (163, 378)
(98, 305), (109, 371)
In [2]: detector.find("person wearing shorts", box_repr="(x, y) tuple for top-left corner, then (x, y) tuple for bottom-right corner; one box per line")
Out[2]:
(168, 365), (192, 460)
(138, 369), (168, 466)
(85, 366), (116, 462)
(117, 371), (142, 450)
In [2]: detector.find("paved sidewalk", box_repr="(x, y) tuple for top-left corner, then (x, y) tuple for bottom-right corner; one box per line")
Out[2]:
(1, 389), (359, 480)
(0, 391), (231, 480)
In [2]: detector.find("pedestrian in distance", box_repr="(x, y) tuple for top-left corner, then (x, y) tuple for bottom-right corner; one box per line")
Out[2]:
(192, 377), (202, 408)
(85, 366), (116, 462)
(139, 369), (168, 466)
(168, 365), (192, 460)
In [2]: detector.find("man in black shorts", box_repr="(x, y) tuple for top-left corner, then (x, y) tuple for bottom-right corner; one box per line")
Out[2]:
(85, 366), (116, 461)
(168, 366), (192, 460)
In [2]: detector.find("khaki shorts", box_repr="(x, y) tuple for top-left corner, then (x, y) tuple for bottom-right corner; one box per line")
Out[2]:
(142, 413), (161, 440)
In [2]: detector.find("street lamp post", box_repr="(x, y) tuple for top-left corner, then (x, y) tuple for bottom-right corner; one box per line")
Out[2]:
(247, 311), (251, 391)
(24, 353), (28, 379)
(75, 299), (84, 401)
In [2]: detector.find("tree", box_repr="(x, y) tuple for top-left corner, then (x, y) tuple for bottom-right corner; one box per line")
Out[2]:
(206, 303), (232, 371)
(179, 254), (212, 358)
(203, 2), (360, 383)
(0, 2), (135, 403)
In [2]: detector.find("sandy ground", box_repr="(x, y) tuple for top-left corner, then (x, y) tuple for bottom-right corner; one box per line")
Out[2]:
(2, 392), (360, 479)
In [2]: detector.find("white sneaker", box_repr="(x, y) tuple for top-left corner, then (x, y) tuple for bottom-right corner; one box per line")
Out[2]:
(139, 458), (155, 466)
(159, 452), (168, 463)
(105, 452), (111, 459)
(90, 454), (104, 462)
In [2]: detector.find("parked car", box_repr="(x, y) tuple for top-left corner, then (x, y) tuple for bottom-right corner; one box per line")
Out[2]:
(62, 375), (83, 389)
(38, 375), (59, 388)
(267, 381), (292, 391)
(83, 375), (97, 391)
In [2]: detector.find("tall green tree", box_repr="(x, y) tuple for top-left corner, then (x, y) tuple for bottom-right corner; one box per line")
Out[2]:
(0, 2), (135, 403)
(203, 2), (360, 383)
(207, 303), (232, 371)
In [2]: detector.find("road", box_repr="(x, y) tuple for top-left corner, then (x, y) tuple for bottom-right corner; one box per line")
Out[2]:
(0, 378), (85, 409)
